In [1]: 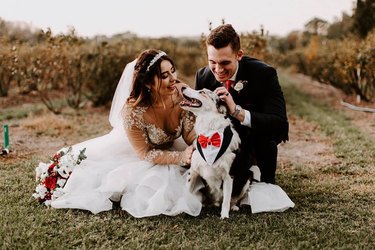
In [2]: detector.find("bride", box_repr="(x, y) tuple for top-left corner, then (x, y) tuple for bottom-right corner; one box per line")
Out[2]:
(50, 49), (202, 217)
(42, 49), (294, 217)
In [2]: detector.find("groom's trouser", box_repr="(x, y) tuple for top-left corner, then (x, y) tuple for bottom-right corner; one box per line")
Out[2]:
(253, 139), (277, 184)
(230, 128), (278, 191)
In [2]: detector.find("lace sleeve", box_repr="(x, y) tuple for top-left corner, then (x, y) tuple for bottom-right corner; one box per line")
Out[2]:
(181, 110), (196, 145)
(123, 105), (188, 166)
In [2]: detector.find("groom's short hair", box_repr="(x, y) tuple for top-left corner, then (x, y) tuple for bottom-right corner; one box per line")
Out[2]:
(206, 24), (241, 53)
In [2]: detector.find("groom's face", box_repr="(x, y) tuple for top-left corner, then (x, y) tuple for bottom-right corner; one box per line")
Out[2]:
(207, 45), (243, 83)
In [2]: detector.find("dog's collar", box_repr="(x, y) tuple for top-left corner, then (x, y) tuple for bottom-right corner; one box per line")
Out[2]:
(196, 126), (233, 165)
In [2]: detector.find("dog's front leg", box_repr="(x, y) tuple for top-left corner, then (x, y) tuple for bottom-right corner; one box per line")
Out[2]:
(220, 175), (233, 219)
(186, 169), (199, 193)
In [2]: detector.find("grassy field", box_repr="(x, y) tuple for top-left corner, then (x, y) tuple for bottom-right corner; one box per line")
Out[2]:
(1, 72), (374, 249)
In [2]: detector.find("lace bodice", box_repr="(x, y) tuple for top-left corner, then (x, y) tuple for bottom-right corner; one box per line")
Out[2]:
(123, 103), (195, 165)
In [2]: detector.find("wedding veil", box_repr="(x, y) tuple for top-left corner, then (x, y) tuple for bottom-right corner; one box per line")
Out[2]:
(109, 59), (137, 129)
(67, 59), (137, 164)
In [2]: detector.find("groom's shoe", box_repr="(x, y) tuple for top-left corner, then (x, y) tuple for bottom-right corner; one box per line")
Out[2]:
(261, 175), (275, 184)
(109, 192), (122, 208)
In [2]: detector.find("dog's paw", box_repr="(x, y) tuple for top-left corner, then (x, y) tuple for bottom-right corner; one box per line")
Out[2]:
(231, 205), (239, 211)
(220, 211), (229, 219)
(220, 214), (229, 219)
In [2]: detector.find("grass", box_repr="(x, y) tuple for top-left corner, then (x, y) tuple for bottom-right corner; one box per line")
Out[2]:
(1, 73), (375, 249)
(0, 97), (67, 122)
(0, 103), (45, 122)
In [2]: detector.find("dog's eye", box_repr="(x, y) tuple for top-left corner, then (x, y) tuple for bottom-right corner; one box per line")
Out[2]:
(199, 90), (205, 94)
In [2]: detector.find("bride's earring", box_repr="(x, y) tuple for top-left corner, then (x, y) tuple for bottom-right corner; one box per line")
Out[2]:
(147, 88), (151, 93)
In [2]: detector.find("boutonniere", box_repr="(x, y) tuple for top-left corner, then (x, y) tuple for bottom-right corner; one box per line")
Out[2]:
(233, 80), (248, 93)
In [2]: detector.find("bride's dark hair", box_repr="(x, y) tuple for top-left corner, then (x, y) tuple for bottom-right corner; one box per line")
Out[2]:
(128, 49), (175, 107)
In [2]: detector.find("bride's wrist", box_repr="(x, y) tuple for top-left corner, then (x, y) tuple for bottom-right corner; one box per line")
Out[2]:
(178, 152), (189, 166)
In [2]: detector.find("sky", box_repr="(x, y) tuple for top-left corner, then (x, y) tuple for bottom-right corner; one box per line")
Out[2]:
(1, 0), (355, 38)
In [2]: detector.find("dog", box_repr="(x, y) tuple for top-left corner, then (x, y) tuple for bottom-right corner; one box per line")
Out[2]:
(180, 86), (258, 219)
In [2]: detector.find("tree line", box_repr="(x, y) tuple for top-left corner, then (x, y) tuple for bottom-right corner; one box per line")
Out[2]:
(1, 0), (374, 114)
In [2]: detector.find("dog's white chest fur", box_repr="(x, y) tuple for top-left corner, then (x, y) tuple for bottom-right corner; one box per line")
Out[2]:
(192, 149), (234, 177)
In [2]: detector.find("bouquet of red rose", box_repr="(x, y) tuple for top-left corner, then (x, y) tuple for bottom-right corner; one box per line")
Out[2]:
(32, 146), (86, 206)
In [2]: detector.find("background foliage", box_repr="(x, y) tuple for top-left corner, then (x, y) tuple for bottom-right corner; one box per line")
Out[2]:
(1, 0), (374, 114)
(270, 0), (375, 102)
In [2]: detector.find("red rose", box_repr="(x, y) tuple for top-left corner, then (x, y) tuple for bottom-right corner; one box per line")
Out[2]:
(52, 153), (61, 162)
(48, 163), (56, 174)
(43, 176), (57, 190)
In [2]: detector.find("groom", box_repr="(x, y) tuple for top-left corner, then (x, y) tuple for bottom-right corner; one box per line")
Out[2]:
(194, 24), (288, 189)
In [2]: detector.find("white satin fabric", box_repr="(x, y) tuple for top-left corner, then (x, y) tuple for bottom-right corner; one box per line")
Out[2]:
(51, 60), (294, 217)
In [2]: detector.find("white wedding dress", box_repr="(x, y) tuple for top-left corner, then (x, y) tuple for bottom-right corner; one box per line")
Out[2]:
(50, 60), (294, 217)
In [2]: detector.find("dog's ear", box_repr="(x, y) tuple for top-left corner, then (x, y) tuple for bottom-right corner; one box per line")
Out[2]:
(217, 101), (228, 115)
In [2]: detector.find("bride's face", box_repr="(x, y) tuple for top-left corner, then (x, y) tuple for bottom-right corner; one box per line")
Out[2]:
(153, 60), (177, 96)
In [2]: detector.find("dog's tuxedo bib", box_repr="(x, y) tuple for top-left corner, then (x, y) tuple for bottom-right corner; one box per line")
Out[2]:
(196, 126), (233, 165)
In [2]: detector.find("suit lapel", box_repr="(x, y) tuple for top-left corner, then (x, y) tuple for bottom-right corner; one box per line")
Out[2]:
(213, 80), (222, 90)
(231, 60), (247, 103)
(235, 58), (246, 83)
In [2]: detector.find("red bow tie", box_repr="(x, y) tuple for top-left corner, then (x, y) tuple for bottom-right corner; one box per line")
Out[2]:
(225, 80), (233, 90)
(198, 132), (221, 148)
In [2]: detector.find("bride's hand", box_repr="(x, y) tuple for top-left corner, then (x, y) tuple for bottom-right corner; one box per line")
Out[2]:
(181, 145), (194, 165)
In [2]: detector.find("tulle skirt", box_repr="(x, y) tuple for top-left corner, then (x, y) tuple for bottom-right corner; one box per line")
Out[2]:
(51, 128), (203, 217)
(51, 128), (294, 217)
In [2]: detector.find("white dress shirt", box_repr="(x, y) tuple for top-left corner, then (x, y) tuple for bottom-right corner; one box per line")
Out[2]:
(224, 62), (252, 128)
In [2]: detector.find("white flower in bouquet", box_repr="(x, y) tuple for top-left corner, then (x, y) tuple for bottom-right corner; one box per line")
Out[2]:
(35, 162), (49, 181)
(59, 147), (69, 153)
(59, 153), (76, 168)
(51, 187), (65, 201)
(40, 169), (49, 181)
(56, 178), (67, 187)
(56, 165), (70, 179)
(32, 184), (48, 199)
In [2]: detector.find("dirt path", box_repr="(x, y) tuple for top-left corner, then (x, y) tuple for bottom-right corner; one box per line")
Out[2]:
(278, 71), (375, 170)
(278, 114), (340, 169)
(1, 106), (112, 164)
(282, 71), (375, 140)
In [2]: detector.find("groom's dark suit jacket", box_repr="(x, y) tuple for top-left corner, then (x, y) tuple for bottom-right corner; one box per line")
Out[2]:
(195, 56), (288, 186)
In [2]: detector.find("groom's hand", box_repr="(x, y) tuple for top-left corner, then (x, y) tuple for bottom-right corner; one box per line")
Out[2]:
(214, 86), (236, 115)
